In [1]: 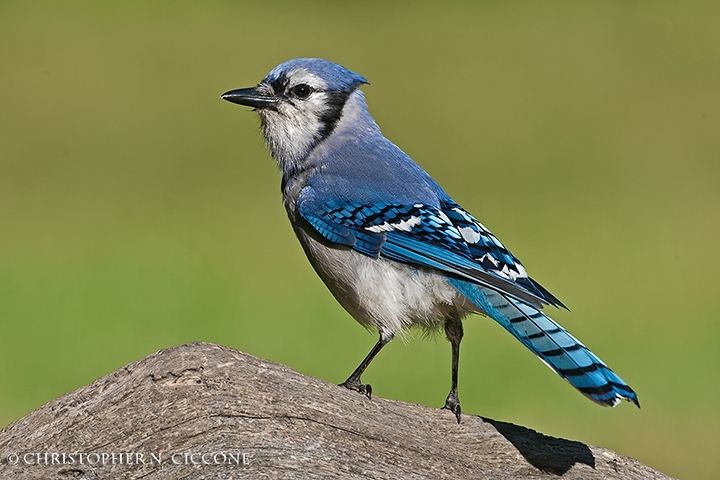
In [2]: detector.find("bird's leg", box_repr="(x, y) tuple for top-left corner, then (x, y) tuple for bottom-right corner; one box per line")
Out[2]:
(340, 331), (393, 398)
(443, 318), (464, 423)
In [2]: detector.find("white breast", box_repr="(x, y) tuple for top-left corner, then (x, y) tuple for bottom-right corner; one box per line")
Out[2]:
(294, 224), (470, 338)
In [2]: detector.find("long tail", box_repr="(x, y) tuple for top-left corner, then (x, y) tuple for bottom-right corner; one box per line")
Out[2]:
(450, 279), (639, 407)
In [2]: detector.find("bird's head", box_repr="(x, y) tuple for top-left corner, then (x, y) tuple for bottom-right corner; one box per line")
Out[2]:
(222, 58), (369, 170)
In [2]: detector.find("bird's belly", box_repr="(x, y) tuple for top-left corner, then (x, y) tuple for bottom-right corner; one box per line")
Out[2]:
(294, 226), (465, 336)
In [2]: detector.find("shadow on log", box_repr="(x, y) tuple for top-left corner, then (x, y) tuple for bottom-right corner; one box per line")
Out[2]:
(0, 342), (672, 479)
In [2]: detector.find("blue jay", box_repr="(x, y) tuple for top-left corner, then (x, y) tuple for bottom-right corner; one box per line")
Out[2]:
(222, 58), (639, 422)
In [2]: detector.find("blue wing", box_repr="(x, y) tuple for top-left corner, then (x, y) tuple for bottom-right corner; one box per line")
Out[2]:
(440, 200), (566, 309)
(298, 193), (559, 309)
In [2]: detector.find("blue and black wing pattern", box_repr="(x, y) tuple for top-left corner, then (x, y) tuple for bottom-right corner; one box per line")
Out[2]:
(298, 194), (555, 308)
(440, 200), (566, 309)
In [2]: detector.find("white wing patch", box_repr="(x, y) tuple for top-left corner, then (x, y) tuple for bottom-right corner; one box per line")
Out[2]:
(436, 209), (453, 225)
(495, 262), (528, 280)
(479, 253), (500, 268)
(366, 215), (422, 233)
(451, 207), (506, 248)
(458, 226), (481, 244)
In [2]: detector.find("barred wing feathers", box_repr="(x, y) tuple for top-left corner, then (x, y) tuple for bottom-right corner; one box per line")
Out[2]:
(299, 196), (556, 309)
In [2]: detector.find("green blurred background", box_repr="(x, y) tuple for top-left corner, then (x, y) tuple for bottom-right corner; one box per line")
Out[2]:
(1, 1), (718, 478)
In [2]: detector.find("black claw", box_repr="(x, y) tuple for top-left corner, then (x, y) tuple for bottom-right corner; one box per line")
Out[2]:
(443, 395), (462, 423)
(340, 379), (372, 399)
(364, 383), (372, 398)
(451, 403), (462, 424)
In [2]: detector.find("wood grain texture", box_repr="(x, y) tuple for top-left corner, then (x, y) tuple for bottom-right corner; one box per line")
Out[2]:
(0, 342), (672, 479)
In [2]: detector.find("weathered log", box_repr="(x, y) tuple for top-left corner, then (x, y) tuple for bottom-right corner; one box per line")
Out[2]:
(0, 342), (672, 479)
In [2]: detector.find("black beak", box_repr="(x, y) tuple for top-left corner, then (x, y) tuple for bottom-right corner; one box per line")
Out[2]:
(221, 87), (278, 109)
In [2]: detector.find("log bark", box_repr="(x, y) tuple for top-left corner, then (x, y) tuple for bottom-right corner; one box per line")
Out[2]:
(0, 342), (672, 479)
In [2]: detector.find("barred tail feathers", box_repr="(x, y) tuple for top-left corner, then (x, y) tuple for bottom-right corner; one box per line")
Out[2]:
(449, 279), (639, 407)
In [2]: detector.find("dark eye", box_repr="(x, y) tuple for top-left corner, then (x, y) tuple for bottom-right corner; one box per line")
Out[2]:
(291, 84), (312, 99)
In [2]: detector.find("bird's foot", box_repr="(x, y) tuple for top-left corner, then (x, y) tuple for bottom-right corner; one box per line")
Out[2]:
(443, 392), (462, 423)
(340, 378), (372, 399)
